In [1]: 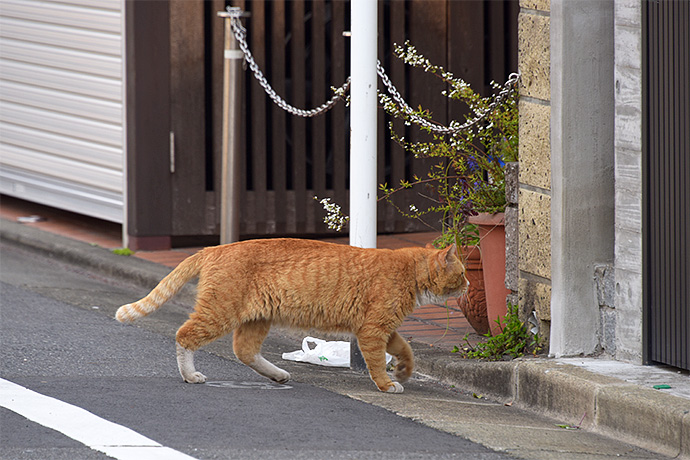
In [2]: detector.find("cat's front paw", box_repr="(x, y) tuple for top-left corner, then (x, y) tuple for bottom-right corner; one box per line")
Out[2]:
(385, 382), (404, 393)
(183, 372), (207, 384)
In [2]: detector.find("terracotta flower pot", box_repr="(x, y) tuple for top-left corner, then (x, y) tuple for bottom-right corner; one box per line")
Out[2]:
(468, 212), (510, 336)
(457, 245), (489, 335)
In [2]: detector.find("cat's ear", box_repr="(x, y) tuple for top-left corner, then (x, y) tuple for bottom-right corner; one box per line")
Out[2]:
(439, 244), (458, 267)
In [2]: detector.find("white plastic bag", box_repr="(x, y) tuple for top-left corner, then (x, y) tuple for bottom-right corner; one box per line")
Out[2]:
(282, 336), (392, 368)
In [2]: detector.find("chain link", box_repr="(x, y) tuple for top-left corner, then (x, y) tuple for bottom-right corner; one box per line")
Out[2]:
(230, 16), (350, 118)
(377, 61), (520, 134)
(227, 9), (519, 130)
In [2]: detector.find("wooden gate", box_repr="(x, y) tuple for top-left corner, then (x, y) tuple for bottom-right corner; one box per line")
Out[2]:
(165, 0), (518, 241)
(644, 0), (689, 370)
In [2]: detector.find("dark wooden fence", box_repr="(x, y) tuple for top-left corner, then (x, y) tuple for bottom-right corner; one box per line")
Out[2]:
(644, 0), (689, 370)
(167, 0), (518, 240)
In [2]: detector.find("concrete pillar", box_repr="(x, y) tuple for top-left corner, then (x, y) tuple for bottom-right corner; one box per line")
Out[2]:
(549, 0), (615, 356)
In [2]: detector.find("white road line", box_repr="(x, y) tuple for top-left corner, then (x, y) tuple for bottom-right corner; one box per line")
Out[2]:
(0, 378), (197, 460)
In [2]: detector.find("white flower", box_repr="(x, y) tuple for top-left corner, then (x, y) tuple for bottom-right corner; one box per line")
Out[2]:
(315, 197), (349, 232)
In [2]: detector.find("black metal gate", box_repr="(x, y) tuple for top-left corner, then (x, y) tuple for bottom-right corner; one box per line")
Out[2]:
(644, 0), (690, 370)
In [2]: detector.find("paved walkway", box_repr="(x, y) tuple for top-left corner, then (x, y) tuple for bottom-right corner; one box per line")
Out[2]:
(0, 195), (481, 351)
(4, 195), (690, 458)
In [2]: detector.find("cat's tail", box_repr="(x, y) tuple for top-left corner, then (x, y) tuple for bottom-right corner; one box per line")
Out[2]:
(115, 252), (202, 323)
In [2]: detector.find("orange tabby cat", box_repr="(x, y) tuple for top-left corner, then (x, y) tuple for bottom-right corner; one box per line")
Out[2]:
(116, 238), (467, 393)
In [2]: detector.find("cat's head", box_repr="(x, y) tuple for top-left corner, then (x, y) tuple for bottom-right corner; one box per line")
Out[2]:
(418, 244), (469, 305)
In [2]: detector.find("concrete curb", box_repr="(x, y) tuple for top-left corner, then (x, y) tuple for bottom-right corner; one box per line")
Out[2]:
(0, 219), (197, 305)
(413, 346), (690, 459)
(2, 217), (688, 458)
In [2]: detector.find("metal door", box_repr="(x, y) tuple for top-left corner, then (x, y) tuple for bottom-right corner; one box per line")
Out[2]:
(644, 0), (690, 370)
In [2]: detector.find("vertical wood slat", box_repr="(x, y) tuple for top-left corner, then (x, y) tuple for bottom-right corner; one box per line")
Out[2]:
(169, 0), (208, 236)
(125, 0), (172, 243)
(290, 0), (308, 234)
(401, 0), (450, 233)
(377, 1), (388, 232)
(407, 0), (447, 128)
(248, 0), (267, 234)
(311, 1), (327, 198)
(447, 0), (485, 123)
(331, 1), (348, 203)
(210, 0), (228, 234)
(486, 0), (505, 91)
(380, 0), (408, 233)
(271, 0), (287, 234)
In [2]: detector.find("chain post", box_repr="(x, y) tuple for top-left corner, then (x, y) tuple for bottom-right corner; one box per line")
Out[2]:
(218, 7), (249, 244)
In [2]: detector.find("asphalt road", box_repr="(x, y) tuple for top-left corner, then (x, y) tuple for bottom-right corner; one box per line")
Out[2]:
(0, 243), (514, 460)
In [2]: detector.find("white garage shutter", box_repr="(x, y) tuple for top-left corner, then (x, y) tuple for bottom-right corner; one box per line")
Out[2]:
(0, 0), (125, 223)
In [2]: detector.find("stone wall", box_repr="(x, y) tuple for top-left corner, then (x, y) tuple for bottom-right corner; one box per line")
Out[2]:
(516, 0), (552, 344)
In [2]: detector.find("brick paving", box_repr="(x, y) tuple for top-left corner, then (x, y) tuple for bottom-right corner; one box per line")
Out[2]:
(1, 195), (481, 350)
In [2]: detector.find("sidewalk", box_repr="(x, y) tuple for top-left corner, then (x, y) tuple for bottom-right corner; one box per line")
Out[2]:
(0, 195), (477, 351)
(1, 195), (689, 459)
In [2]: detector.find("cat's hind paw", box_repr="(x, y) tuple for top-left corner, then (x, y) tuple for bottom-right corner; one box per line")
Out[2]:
(385, 382), (404, 393)
(271, 370), (291, 384)
(183, 372), (207, 384)
(394, 362), (412, 383)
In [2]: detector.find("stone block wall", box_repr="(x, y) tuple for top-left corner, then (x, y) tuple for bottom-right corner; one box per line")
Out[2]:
(517, 0), (552, 343)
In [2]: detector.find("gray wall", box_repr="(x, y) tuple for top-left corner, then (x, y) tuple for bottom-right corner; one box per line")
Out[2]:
(613, 0), (644, 364)
(549, 0), (615, 357)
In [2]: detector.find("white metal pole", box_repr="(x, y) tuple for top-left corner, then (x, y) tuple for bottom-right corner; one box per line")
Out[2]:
(349, 0), (378, 250)
(349, 0), (378, 372)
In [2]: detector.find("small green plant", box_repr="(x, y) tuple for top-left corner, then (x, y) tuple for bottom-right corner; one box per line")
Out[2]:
(455, 304), (542, 361)
(111, 248), (134, 256)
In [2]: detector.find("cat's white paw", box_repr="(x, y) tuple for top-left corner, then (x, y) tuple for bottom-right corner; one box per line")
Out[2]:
(183, 372), (207, 384)
(386, 382), (404, 393)
(271, 370), (291, 384)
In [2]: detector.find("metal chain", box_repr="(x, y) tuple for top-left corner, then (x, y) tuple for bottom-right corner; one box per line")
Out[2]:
(230, 16), (350, 118)
(377, 61), (520, 135)
(226, 7), (518, 130)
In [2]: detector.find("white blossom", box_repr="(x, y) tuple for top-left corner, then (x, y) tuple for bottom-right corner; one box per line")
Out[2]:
(315, 197), (349, 232)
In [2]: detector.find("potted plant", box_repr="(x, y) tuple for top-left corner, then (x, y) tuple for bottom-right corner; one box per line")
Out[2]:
(378, 41), (518, 335)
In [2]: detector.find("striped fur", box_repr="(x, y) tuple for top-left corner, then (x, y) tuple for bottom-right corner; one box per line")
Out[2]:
(115, 252), (201, 323)
(114, 238), (468, 392)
